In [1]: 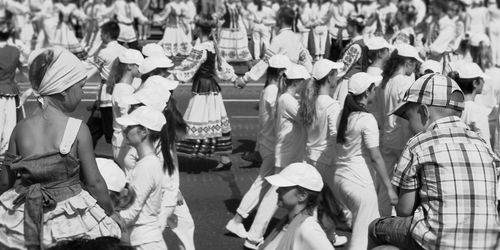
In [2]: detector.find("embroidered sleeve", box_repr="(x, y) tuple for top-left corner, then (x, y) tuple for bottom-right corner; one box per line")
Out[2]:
(341, 44), (362, 73)
(216, 57), (238, 82)
(171, 48), (207, 82)
(298, 47), (313, 73)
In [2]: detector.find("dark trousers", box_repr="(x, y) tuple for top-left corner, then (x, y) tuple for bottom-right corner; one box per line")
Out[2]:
(328, 38), (351, 61)
(87, 107), (113, 148)
(118, 40), (140, 50)
(368, 216), (424, 250)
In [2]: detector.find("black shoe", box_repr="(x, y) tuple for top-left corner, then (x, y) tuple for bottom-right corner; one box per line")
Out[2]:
(211, 161), (232, 171)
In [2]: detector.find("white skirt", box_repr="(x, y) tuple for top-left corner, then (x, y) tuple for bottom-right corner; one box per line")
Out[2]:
(118, 23), (137, 43)
(218, 28), (252, 62)
(158, 26), (192, 56)
(52, 22), (87, 59)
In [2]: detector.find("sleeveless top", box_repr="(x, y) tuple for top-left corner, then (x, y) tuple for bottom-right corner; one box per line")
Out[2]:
(191, 50), (221, 94)
(341, 39), (369, 80)
(222, 3), (240, 29)
(3, 118), (83, 249)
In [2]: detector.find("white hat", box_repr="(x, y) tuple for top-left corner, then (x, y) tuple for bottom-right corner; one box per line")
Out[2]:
(420, 60), (443, 75)
(139, 56), (174, 74)
(348, 72), (383, 95)
(451, 61), (490, 79)
(285, 64), (310, 80)
(119, 49), (145, 65)
(312, 59), (344, 80)
(142, 43), (166, 57)
(395, 44), (423, 63)
(265, 163), (323, 192)
(268, 54), (292, 69)
(116, 105), (166, 132)
(365, 36), (394, 51)
(124, 75), (178, 110)
(96, 158), (126, 193)
(470, 33), (490, 47)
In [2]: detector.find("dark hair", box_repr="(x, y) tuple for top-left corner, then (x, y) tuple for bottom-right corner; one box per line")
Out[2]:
(278, 6), (295, 26)
(397, 2), (418, 24)
(337, 86), (374, 144)
(140, 67), (170, 82)
(299, 72), (332, 127)
(29, 49), (55, 91)
(448, 71), (479, 94)
(381, 50), (412, 88)
(367, 48), (387, 63)
(47, 237), (134, 250)
(109, 183), (136, 211)
(433, 0), (449, 12)
(195, 17), (217, 36)
(106, 58), (128, 94)
(255, 0), (263, 11)
(101, 21), (120, 40)
(0, 23), (11, 41)
(161, 97), (188, 176)
(296, 186), (321, 215)
(347, 15), (365, 34)
(265, 67), (284, 87)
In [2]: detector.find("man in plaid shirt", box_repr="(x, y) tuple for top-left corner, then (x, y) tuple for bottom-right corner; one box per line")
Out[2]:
(368, 73), (500, 250)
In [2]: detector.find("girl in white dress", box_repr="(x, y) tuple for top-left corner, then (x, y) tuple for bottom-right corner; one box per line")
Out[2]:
(52, 0), (88, 59)
(156, 0), (192, 57)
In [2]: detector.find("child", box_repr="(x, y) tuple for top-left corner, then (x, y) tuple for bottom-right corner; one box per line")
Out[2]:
(334, 72), (397, 250)
(116, 106), (167, 249)
(259, 162), (334, 250)
(109, 49), (144, 170)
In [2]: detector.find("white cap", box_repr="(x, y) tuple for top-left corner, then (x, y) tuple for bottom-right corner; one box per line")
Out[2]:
(284, 64), (310, 80)
(116, 105), (166, 132)
(265, 163), (323, 192)
(348, 72), (383, 95)
(395, 44), (423, 63)
(312, 59), (344, 80)
(470, 33), (490, 47)
(96, 158), (126, 193)
(365, 36), (394, 51)
(142, 43), (166, 58)
(268, 54), (292, 69)
(420, 60), (443, 75)
(119, 49), (145, 65)
(124, 75), (178, 111)
(139, 56), (174, 74)
(451, 61), (490, 79)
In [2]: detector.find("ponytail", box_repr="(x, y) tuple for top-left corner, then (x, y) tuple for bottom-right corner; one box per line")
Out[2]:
(337, 91), (370, 144)
(106, 58), (127, 94)
(381, 50), (408, 89)
(299, 78), (321, 128)
(160, 97), (188, 176)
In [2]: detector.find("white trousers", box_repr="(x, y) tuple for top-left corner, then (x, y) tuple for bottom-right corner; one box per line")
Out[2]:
(237, 146), (275, 218)
(252, 24), (271, 60)
(246, 185), (279, 243)
(160, 202), (196, 250)
(313, 26), (328, 56)
(0, 96), (16, 161)
(490, 22), (500, 65)
(332, 175), (379, 250)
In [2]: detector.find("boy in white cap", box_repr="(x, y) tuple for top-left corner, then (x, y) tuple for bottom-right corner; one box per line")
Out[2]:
(369, 73), (500, 250)
(226, 54), (290, 239)
(258, 163), (334, 250)
(244, 64), (309, 249)
(116, 106), (168, 250)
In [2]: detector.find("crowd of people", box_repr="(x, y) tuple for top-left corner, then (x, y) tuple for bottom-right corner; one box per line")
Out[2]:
(0, 0), (499, 249)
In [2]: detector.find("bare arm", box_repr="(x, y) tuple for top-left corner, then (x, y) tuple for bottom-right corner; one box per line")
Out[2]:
(396, 188), (417, 216)
(77, 123), (114, 215)
(368, 146), (398, 205)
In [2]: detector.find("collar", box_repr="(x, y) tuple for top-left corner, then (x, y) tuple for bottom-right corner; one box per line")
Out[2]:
(279, 27), (293, 34)
(107, 40), (119, 47)
(352, 35), (363, 42)
(426, 116), (466, 132)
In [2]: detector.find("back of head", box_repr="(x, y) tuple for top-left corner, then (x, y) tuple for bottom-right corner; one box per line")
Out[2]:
(101, 21), (120, 40)
(278, 6), (295, 26)
(29, 50), (55, 91)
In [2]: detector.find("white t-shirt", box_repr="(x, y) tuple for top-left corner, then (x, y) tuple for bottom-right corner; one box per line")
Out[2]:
(366, 66), (384, 128)
(120, 154), (164, 246)
(112, 83), (135, 149)
(275, 93), (305, 168)
(261, 216), (334, 250)
(462, 100), (491, 147)
(306, 95), (341, 165)
(382, 74), (413, 150)
(258, 84), (279, 152)
(336, 112), (379, 186)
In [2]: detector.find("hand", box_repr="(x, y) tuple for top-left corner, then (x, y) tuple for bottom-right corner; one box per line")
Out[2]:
(176, 191), (184, 206)
(234, 77), (246, 89)
(388, 188), (399, 206)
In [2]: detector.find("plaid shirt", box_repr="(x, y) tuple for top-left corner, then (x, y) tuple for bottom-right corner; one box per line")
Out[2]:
(392, 116), (500, 250)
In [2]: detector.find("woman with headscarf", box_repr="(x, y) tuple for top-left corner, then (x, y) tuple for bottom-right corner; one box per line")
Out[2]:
(0, 47), (122, 250)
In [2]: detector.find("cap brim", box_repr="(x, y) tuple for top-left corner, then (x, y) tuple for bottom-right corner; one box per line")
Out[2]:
(388, 101), (411, 119)
(116, 115), (139, 127)
(122, 94), (141, 105)
(369, 75), (383, 87)
(265, 174), (296, 188)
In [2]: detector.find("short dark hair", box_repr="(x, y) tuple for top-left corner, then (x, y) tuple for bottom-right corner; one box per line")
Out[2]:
(101, 21), (120, 40)
(278, 6), (295, 26)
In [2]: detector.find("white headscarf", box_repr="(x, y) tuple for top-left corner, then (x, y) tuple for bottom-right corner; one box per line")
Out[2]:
(19, 47), (87, 106)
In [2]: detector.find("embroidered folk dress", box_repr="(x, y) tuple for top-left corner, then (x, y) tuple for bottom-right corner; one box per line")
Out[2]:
(156, 1), (192, 57)
(172, 41), (238, 156)
(51, 3), (88, 60)
(0, 118), (121, 249)
(218, 2), (252, 62)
